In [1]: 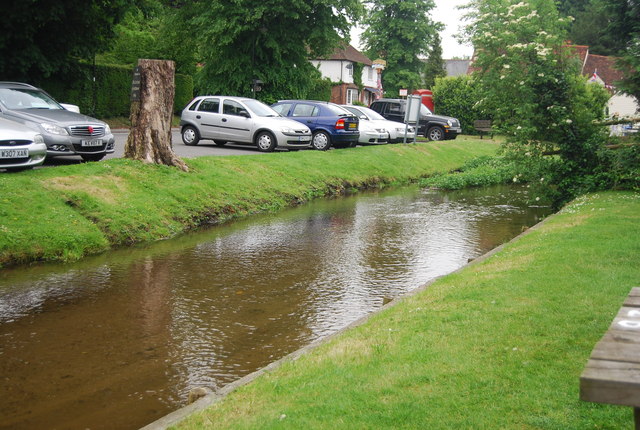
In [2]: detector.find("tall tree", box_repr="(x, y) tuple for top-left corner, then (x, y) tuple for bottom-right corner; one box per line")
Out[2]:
(361, 0), (442, 96)
(464, 0), (610, 206)
(0, 0), (129, 82)
(188, 0), (362, 102)
(423, 33), (446, 89)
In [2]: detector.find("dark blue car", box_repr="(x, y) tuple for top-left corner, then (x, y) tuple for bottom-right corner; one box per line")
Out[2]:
(271, 100), (359, 150)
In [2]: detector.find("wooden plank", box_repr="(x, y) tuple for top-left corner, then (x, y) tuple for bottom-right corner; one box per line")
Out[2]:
(628, 287), (640, 297)
(610, 307), (640, 333)
(581, 359), (640, 406)
(592, 339), (640, 363)
(625, 296), (640, 307)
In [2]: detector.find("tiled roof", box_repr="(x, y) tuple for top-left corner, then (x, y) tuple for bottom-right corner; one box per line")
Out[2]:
(321, 43), (373, 66)
(583, 54), (624, 87)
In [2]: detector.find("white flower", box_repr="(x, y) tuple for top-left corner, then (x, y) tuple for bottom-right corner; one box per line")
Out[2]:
(538, 73), (545, 77)
(503, 64), (511, 69)
(565, 119), (573, 124)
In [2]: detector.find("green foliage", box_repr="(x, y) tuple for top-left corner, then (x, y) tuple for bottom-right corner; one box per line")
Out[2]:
(432, 75), (485, 133)
(187, 0), (362, 101)
(362, 0), (443, 96)
(42, 63), (193, 118)
(420, 156), (517, 190)
(0, 1), (130, 82)
(98, 1), (199, 76)
(464, 0), (613, 208)
(423, 33), (446, 88)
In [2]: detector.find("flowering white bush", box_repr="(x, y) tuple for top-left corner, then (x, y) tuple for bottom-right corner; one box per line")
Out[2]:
(462, 0), (610, 206)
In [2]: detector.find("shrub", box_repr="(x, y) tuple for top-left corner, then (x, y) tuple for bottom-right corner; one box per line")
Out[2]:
(432, 75), (486, 135)
(41, 62), (194, 118)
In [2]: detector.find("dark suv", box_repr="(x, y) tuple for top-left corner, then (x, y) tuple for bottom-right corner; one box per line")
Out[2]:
(272, 100), (359, 150)
(369, 98), (461, 141)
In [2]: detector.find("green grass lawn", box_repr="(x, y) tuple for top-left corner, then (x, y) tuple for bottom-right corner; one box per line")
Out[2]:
(0, 140), (498, 267)
(173, 191), (640, 429)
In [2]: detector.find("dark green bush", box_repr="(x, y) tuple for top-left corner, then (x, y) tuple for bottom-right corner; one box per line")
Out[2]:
(432, 75), (487, 135)
(41, 62), (194, 118)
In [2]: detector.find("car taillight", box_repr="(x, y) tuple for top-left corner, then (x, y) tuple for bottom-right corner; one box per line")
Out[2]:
(335, 118), (345, 130)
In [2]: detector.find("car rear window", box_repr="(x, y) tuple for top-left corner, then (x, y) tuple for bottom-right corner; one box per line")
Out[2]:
(324, 104), (352, 116)
(292, 104), (318, 117)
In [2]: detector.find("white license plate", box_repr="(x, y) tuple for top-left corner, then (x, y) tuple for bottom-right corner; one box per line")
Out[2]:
(81, 139), (103, 147)
(298, 136), (311, 142)
(0, 149), (28, 159)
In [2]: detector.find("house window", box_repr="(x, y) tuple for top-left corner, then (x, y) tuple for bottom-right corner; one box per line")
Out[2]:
(346, 89), (358, 105)
(368, 67), (373, 81)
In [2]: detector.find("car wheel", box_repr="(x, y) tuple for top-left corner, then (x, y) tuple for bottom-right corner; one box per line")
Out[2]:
(81, 153), (105, 162)
(255, 131), (277, 152)
(214, 140), (226, 147)
(182, 126), (200, 146)
(426, 126), (445, 141)
(311, 131), (331, 151)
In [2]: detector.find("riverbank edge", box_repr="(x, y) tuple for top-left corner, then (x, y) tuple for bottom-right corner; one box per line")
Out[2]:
(148, 190), (640, 429)
(0, 140), (498, 268)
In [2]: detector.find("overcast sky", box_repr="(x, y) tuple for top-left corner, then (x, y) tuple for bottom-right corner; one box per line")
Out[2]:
(350, 0), (474, 59)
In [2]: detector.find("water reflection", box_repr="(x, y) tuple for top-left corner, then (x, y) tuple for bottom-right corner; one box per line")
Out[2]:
(0, 185), (550, 430)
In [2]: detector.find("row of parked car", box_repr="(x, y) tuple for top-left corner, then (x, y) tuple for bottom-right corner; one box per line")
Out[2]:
(0, 81), (115, 171)
(0, 81), (463, 171)
(179, 96), (462, 153)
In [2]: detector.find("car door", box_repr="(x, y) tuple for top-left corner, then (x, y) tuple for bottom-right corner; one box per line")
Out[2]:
(290, 103), (319, 131)
(219, 99), (253, 143)
(193, 97), (221, 139)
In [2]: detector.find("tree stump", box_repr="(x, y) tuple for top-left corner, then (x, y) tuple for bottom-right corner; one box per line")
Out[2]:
(125, 59), (189, 172)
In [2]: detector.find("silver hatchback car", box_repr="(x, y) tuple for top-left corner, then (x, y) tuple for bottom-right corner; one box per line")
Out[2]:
(0, 117), (47, 171)
(180, 96), (312, 152)
(0, 82), (115, 161)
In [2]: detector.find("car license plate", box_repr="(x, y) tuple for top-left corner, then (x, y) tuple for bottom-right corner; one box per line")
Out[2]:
(0, 149), (28, 159)
(81, 139), (103, 147)
(298, 136), (311, 142)
(349, 123), (357, 129)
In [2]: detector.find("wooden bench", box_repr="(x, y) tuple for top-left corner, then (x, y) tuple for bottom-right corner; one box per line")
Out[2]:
(474, 120), (493, 139)
(581, 287), (640, 428)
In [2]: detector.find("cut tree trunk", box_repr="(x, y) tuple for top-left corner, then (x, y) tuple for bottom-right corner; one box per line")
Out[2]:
(125, 59), (189, 172)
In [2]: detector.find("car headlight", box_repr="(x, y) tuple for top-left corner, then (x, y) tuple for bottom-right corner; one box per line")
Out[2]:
(104, 124), (111, 134)
(281, 127), (294, 134)
(41, 122), (69, 136)
(447, 120), (453, 127)
(34, 134), (44, 144)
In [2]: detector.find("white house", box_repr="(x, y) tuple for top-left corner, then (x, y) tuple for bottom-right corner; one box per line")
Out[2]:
(311, 44), (380, 106)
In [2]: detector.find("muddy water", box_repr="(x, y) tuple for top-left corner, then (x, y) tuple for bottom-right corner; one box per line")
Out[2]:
(0, 185), (551, 430)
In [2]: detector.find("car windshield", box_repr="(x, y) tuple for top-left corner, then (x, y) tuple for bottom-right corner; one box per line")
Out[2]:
(420, 104), (434, 115)
(0, 88), (63, 110)
(243, 99), (280, 117)
(326, 103), (354, 116)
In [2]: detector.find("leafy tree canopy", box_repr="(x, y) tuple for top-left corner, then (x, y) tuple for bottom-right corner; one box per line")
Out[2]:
(361, 0), (442, 96)
(0, 0), (130, 81)
(464, 0), (611, 206)
(187, 0), (362, 102)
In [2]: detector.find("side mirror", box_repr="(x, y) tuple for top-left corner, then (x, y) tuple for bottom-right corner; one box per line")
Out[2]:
(238, 110), (250, 118)
(60, 103), (80, 113)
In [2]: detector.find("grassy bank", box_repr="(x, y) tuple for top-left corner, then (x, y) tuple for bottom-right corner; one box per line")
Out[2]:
(174, 191), (640, 429)
(0, 140), (497, 267)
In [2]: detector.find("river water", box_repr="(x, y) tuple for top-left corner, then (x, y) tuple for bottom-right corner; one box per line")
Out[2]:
(0, 185), (551, 429)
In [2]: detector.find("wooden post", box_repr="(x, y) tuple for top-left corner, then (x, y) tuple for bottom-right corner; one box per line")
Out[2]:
(125, 59), (189, 172)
